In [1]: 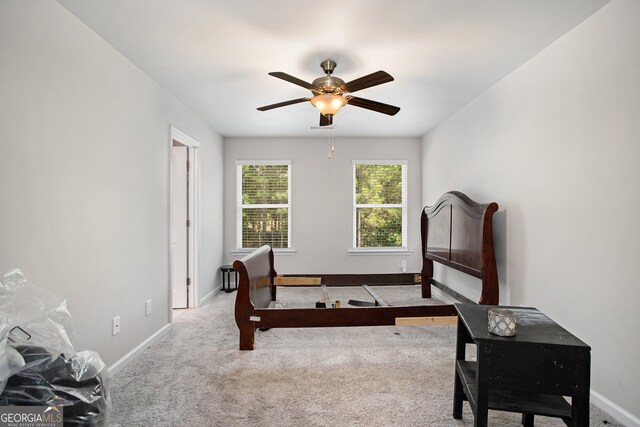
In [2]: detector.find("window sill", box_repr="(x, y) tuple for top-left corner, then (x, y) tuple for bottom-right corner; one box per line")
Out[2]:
(348, 248), (413, 256)
(231, 248), (297, 257)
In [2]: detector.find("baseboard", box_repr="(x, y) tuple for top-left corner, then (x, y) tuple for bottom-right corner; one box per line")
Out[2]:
(430, 279), (475, 305)
(108, 323), (172, 376)
(591, 389), (640, 426)
(430, 284), (461, 305)
(199, 288), (216, 306)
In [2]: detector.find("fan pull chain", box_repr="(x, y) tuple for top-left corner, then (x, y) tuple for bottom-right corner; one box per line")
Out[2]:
(328, 130), (335, 159)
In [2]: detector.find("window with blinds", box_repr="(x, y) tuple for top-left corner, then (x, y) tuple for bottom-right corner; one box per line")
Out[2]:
(236, 161), (291, 249)
(353, 161), (407, 249)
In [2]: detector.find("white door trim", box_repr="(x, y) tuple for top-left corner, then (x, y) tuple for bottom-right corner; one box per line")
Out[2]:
(171, 126), (200, 148)
(171, 145), (189, 308)
(169, 125), (200, 321)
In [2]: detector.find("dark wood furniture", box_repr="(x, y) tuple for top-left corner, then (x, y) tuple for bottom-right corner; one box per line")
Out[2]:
(421, 191), (499, 304)
(233, 191), (500, 350)
(453, 304), (591, 427)
(220, 265), (238, 293)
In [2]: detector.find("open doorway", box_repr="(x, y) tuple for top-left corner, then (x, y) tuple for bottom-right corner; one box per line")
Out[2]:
(169, 126), (199, 320)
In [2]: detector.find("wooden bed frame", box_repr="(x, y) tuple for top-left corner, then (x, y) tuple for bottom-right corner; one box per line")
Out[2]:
(233, 191), (499, 350)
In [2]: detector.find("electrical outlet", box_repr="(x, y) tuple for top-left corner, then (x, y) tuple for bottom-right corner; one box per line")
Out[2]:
(112, 316), (121, 336)
(401, 260), (407, 273)
(145, 300), (152, 316)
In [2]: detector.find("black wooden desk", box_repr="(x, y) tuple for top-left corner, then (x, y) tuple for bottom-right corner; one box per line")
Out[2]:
(453, 304), (590, 427)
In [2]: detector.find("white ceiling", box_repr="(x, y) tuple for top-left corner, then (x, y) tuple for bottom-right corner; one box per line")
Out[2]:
(58, 0), (608, 138)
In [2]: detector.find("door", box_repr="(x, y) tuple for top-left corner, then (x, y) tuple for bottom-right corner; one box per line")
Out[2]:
(171, 144), (189, 308)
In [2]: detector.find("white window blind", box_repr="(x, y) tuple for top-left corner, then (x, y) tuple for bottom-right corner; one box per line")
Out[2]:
(236, 161), (291, 249)
(353, 161), (407, 249)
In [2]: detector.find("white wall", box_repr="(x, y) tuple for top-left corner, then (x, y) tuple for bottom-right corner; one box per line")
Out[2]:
(0, 1), (224, 366)
(421, 0), (640, 421)
(224, 137), (422, 274)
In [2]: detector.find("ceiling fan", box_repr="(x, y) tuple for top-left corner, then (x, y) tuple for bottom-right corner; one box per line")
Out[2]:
(257, 60), (400, 126)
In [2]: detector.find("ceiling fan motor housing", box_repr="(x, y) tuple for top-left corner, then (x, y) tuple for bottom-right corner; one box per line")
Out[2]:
(310, 59), (344, 95)
(311, 75), (345, 95)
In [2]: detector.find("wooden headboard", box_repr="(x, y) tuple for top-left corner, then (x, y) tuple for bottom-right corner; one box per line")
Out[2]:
(420, 191), (499, 305)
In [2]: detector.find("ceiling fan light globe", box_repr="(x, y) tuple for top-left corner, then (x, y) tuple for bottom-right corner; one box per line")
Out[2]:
(310, 94), (347, 115)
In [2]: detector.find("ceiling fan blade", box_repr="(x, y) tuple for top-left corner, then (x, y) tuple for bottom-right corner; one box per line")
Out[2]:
(339, 71), (394, 93)
(347, 96), (400, 116)
(257, 98), (309, 111)
(319, 114), (333, 126)
(269, 72), (320, 91)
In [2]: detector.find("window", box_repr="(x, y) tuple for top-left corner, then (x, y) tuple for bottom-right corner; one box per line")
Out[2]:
(353, 161), (407, 249)
(236, 161), (291, 249)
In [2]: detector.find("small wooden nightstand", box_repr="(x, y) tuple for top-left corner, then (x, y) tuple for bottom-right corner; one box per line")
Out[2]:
(453, 304), (590, 427)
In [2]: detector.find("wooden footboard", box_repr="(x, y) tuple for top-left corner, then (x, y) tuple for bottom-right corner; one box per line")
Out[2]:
(233, 245), (276, 350)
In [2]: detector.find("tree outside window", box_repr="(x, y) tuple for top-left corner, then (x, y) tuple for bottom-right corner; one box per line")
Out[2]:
(353, 162), (407, 248)
(237, 162), (290, 249)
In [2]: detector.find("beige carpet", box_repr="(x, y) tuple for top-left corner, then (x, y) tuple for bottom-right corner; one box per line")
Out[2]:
(109, 286), (620, 426)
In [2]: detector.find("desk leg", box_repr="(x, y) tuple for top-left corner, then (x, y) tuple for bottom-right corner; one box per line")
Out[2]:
(569, 352), (590, 427)
(474, 343), (489, 427)
(453, 372), (464, 419)
(521, 413), (534, 426)
(453, 316), (467, 419)
(571, 394), (589, 427)
(572, 365), (590, 426)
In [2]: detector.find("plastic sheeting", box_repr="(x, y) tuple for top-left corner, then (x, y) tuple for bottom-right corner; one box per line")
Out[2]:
(0, 269), (110, 426)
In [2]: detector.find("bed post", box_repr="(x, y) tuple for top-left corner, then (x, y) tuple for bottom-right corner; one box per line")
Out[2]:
(420, 208), (433, 298)
(269, 246), (277, 302)
(479, 202), (499, 305)
(233, 260), (255, 350)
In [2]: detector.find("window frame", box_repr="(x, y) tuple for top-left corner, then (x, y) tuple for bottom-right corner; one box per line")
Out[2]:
(235, 160), (292, 252)
(351, 160), (408, 253)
